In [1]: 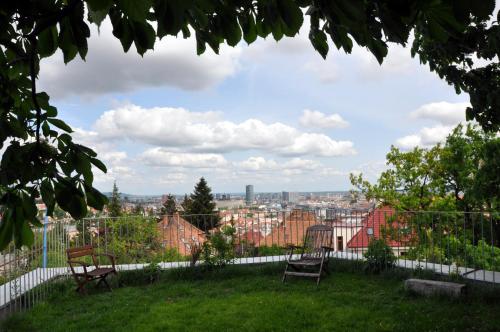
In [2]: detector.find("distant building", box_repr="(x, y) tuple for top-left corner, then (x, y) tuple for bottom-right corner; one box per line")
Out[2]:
(346, 206), (412, 256)
(282, 191), (299, 204)
(245, 185), (254, 205)
(157, 213), (206, 256)
(215, 199), (245, 210)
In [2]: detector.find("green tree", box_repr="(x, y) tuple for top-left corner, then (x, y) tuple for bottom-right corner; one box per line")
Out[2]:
(473, 138), (500, 212)
(102, 216), (161, 264)
(184, 178), (218, 231)
(437, 123), (493, 212)
(351, 123), (500, 259)
(161, 194), (177, 216)
(108, 182), (122, 217)
(350, 145), (444, 211)
(133, 203), (144, 215)
(180, 194), (192, 213)
(0, 1), (498, 249)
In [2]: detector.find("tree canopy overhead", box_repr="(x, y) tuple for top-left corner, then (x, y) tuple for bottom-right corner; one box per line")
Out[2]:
(0, 0), (499, 249)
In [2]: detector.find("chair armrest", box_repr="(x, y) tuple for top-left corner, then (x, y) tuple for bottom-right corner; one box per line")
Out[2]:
(67, 260), (90, 274)
(67, 260), (91, 266)
(285, 245), (303, 261)
(95, 253), (116, 268)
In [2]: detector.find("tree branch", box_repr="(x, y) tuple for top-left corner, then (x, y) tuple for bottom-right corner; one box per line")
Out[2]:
(27, 0), (81, 39)
(29, 37), (41, 146)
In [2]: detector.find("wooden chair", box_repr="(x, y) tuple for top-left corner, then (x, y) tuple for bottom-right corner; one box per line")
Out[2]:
(66, 245), (117, 294)
(282, 224), (334, 285)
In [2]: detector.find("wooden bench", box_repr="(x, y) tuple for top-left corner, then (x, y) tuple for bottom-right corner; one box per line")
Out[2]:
(67, 245), (117, 294)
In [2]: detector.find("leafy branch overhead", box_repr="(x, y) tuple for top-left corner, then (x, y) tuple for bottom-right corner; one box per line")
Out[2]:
(0, 0), (498, 249)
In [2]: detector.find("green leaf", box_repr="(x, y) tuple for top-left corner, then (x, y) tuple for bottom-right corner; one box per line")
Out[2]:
(155, 0), (186, 37)
(45, 105), (58, 117)
(84, 184), (108, 210)
(222, 15), (242, 46)
(111, 17), (134, 52)
(16, 220), (34, 249)
(239, 14), (257, 44)
(276, 0), (303, 34)
(132, 21), (156, 55)
(42, 121), (50, 137)
(0, 210), (14, 250)
(41, 180), (55, 216)
(69, 2), (91, 60)
(117, 0), (152, 22)
(367, 40), (388, 64)
(86, 0), (114, 11)
(58, 18), (79, 63)
(469, 0), (495, 20)
(38, 26), (59, 58)
(309, 29), (329, 59)
(54, 180), (87, 219)
(88, 8), (109, 27)
(90, 157), (107, 173)
(47, 118), (73, 133)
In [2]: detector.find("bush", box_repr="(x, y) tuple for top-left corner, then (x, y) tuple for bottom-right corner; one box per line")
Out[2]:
(364, 239), (396, 273)
(202, 225), (236, 268)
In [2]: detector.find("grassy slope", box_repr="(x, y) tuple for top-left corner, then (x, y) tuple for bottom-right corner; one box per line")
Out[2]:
(3, 263), (500, 332)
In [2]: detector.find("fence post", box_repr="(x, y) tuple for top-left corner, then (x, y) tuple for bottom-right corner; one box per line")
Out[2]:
(42, 212), (48, 269)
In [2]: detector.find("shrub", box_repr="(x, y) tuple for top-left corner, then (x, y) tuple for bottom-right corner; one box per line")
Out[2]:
(201, 225), (236, 268)
(364, 239), (396, 273)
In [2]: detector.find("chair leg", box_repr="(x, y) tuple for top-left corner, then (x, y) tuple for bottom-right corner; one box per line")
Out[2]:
(282, 264), (289, 283)
(97, 275), (113, 291)
(323, 262), (330, 275)
(76, 282), (87, 294)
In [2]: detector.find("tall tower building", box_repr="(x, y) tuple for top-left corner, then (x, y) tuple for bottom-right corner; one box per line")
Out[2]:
(282, 191), (299, 204)
(245, 185), (254, 206)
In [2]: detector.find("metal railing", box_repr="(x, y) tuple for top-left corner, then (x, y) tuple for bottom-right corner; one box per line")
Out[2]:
(1, 208), (499, 317)
(0, 219), (71, 317)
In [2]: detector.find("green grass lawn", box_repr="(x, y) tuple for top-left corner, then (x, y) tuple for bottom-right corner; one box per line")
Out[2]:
(3, 262), (500, 332)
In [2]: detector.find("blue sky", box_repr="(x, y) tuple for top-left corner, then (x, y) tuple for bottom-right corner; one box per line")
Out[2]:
(39, 20), (470, 195)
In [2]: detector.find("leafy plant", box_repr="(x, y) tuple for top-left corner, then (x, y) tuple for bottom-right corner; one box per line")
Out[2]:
(364, 239), (396, 273)
(202, 225), (236, 268)
(144, 260), (162, 284)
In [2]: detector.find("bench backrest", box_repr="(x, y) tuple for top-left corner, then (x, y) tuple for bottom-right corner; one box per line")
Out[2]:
(67, 245), (98, 266)
(302, 224), (334, 259)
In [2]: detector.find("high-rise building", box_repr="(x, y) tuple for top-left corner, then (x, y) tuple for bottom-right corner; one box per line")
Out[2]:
(282, 191), (299, 204)
(245, 185), (254, 205)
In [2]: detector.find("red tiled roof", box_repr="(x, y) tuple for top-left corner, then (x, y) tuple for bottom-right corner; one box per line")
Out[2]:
(241, 231), (263, 244)
(347, 206), (410, 248)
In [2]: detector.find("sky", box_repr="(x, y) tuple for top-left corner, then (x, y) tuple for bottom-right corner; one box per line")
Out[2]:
(38, 20), (471, 195)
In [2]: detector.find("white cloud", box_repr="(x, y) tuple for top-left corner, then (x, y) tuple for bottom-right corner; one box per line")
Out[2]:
(39, 20), (241, 99)
(70, 128), (135, 184)
(140, 148), (229, 168)
(93, 104), (356, 157)
(351, 43), (416, 78)
(302, 61), (340, 84)
(236, 157), (320, 172)
(410, 101), (469, 125)
(395, 135), (422, 150)
(280, 133), (355, 157)
(395, 101), (469, 150)
(299, 109), (349, 128)
(158, 173), (188, 185)
(396, 125), (454, 149)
